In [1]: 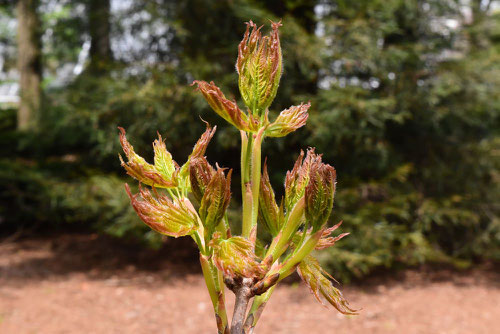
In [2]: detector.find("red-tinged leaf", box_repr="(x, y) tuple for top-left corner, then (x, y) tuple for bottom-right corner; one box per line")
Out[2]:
(297, 255), (358, 315)
(190, 124), (217, 160)
(266, 102), (310, 137)
(125, 184), (199, 237)
(153, 133), (179, 178)
(192, 80), (259, 131)
(315, 222), (349, 250)
(118, 127), (178, 188)
(210, 232), (266, 279)
(178, 124), (217, 185)
(290, 222), (348, 250)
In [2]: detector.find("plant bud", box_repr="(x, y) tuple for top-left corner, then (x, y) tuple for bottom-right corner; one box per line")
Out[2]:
(304, 161), (336, 232)
(284, 149), (321, 212)
(258, 162), (284, 236)
(125, 184), (199, 237)
(252, 273), (280, 296)
(236, 21), (282, 115)
(210, 232), (266, 279)
(199, 166), (232, 235)
(189, 157), (216, 203)
(266, 102), (310, 137)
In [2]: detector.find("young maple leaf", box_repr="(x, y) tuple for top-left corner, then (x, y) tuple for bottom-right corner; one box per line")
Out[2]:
(297, 255), (358, 315)
(210, 233), (266, 279)
(192, 80), (259, 132)
(125, 184), (199, 238)
(119, 125), (216, 191)
(266, 102), (310, 137)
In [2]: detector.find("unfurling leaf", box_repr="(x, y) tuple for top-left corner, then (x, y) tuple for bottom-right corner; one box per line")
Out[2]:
(315, 222), (349, 250)
(125, 184), (199, 237)
(192, 81), (259, 131)
(210, 232), (266, 279)
(258, 162), (284, 236)
(199, 166), (232, 235)
(119, 126), (217, 192)
(189, 157), (216, 203)
(291, 221), (348, 250)
(119, 127), (178, 188)
(178, 125), (217, 183)
(305, 159), (336, 232)
(237, 21), (282, 115)
(189, 124), (217, 160)
(266, 103), (310, 137)
(297, 255), (358, 315)
(284, 149), (321, 212)
(153, 133), (179, 179)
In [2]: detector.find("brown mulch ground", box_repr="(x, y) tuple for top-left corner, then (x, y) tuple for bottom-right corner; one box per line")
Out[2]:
(0, 233), (498, 334)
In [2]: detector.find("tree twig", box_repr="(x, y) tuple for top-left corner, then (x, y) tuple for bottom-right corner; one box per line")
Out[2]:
(229, 278), (253, 334)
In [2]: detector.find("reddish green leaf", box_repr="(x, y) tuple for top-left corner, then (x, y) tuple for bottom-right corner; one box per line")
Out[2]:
(297, 255), (358, 315)
(189, 157), (216, 203)
(266, 102), (310, 137)
(125, 184), (199, 238)
(258, 161), (284, 236)
(192, 80), (259, 131)
(305, 160), (336, 231)
(199, 167), (232, 235)
(210, 233), (266, 279)
(119, 127), (178, 188)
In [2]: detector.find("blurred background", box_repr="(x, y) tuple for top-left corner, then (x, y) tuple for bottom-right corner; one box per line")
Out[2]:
(0, 0), (499, 333)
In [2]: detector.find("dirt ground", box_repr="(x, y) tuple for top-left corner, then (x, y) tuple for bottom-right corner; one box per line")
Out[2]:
(0, 233), (498, 334)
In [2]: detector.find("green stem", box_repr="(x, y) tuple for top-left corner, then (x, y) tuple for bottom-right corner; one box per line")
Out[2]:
(242, 128), (264, 239)
(296, 221), (309, 252)
(240, 131), (248, 195)
(167, 188), (176, 198)
(248, 128), (265, 240)
(265, 197), (305, 261)
(277, 229), (323, 278)
(200, 254), (229, 334)
(191, 232), (204, 253)
(242, 183), (253, 238)
(241, 131), (253, 237)
(243, 229), (323, 332)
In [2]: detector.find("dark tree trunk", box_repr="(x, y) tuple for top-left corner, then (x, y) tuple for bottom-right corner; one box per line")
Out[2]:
(88, 0), (112, 70)
(17, 0), (41, 131)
